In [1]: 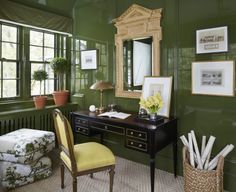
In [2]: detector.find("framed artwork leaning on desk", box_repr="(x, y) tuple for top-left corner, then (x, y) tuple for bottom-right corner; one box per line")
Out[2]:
(141, 76), (173, 118)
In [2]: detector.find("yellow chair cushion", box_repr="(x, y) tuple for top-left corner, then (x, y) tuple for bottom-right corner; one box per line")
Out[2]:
(60, 142), (115, 172)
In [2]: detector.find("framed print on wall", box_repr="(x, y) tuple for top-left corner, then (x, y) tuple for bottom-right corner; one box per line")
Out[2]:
(81, 49), (98, 70)
(192, 61), (235, 96)
(141, 76), (173, 117)
(196, 26), (228, 54)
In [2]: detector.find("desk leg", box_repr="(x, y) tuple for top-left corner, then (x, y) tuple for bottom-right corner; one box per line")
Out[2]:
(150, 157), (155, 192)
(173, 141), (177, 177)
(100, 133), (104, 144)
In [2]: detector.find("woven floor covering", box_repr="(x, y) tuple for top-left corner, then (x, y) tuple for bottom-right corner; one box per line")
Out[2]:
(9, 149), (184, 192)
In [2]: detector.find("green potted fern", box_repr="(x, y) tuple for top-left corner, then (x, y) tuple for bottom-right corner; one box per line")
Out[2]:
(50, 57), (70, 106)
(33, 69), (48, 109)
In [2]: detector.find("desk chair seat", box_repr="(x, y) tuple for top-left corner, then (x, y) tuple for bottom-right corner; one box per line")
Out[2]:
(61, 142), (115, 172)
(52, 109), (115, 192)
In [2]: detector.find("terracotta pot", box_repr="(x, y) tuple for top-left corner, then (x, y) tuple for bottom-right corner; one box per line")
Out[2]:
(34, 96), (47, 109)
(53, 90), (69, 106)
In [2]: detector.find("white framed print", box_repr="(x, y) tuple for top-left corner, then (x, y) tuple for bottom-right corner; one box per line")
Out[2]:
(141, 76), (173, 117)
(196, 26), (228, 54)
(192, 61), (235, 96)
(81, 49), (98, 70)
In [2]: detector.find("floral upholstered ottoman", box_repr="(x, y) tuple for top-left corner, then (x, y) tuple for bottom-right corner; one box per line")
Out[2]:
(0, 128), (55, 164)
(0, 156), (52, 188)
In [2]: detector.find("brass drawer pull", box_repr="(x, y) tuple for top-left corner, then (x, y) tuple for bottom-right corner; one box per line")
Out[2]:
(130, 131), (133, 135)
(130, 142), (134, 145)
(139, 144), (142, 148)
(138, 133), (142, 137)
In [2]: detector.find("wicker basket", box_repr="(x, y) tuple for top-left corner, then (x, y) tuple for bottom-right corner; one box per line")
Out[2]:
(183, 147), (224, 192)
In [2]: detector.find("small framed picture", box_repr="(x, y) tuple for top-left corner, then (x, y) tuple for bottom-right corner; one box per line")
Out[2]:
(141, 76), (173, 117)
(81, 49), (98, 70)
(192, 61), (235, 96)
(196, 26), (228, 54)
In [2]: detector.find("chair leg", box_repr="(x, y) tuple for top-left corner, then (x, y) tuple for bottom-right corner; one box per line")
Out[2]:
(61, 164), (64, 189)
(109, 168), (115, 192)
(90, 173), (94, 179)
(73, 177), (77, 192)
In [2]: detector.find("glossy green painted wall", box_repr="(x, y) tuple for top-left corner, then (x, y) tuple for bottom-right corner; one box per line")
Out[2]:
(73, 0), (236, 190)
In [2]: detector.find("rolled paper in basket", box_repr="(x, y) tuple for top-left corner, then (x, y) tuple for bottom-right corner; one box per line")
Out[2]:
(188, 133), (195, 167)
(191, 130), (203, 169)
(208, 144), (234, 170)
(208, 144), (229, 168)
(201, 135), (206, 157)
(180, 135), (189, 147)
(180, 135), (198, 165)
(204, 149), (212, 170)
(201, 135), (215, 165)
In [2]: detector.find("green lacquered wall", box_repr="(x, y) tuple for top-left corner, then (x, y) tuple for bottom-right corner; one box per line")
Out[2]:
(73, 0), (236, 190)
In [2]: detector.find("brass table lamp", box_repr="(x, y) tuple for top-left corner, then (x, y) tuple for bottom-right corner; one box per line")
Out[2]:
(90, 81), (114, 112)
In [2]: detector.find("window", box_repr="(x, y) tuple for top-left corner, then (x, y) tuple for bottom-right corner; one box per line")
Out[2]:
(0, 21), (69, 101)
(30, 29), (56, 96)
(0, 24), (19, 98)
(72, 39), (88, 91)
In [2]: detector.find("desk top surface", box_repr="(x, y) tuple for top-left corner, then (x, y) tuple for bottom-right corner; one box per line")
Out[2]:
(72, 111), (177, 131)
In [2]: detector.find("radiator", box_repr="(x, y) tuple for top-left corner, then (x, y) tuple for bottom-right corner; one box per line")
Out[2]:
(0, 103), (78, 135)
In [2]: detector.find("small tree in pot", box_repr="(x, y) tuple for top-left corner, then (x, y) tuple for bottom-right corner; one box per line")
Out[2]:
(33, 69), (48, 109)
(50, 57), (70, 106)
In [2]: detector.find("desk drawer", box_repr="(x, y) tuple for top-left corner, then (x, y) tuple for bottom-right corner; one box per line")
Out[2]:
(75, 117), (88, 126)
(75, 125), (89, 135)
(90, 121), (125, 135)
(126, 139), (147, 152)
(126, 129), (147, 141)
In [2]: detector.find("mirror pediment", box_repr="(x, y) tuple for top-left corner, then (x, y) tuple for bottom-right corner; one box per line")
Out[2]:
(114, 4), (162, 99)
(114, 4), (151, 23)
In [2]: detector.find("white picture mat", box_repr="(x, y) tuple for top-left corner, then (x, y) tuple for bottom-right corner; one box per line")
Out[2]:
(81, 50), (97, 70)
(196, 26), (228, 54)
(142, 76), (172, 117)
(133, 40), (151, 86)
(192, 61), (235, 96)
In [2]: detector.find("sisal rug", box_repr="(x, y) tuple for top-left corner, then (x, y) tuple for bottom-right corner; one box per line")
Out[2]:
(9, 150), (184, 192)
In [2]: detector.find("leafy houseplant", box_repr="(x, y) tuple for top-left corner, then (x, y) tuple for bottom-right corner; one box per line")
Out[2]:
(33, 70), (48, 109)
(139, 93), (163, 120)
(50, 57), (70, 106)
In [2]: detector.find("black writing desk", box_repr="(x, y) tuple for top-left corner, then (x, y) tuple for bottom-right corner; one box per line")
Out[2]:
(71, 111), (177, 192)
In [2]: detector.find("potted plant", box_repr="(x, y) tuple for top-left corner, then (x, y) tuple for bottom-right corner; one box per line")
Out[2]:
(33, 69), (48, 109)
(139, 93), (163, 120)
(50, 57), (70, 106)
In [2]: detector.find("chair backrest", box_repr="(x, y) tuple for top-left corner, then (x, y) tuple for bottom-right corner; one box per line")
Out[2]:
(52, 109), (77, 171)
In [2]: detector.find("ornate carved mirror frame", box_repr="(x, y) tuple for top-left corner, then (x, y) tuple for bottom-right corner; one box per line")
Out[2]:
(113, 4), (162, 99)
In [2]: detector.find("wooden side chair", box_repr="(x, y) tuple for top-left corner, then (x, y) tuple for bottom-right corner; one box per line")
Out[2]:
(52, 109), (115, 192)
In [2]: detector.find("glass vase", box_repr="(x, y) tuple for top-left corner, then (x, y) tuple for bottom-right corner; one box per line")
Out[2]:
(149, 113), (157, 120)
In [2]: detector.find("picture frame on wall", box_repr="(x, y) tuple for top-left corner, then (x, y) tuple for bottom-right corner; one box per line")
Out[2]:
(196, 26), (228, 54)
(192, 61), (235, 96)
(81, 49), (98, 70)
(141, 76), (173, 117)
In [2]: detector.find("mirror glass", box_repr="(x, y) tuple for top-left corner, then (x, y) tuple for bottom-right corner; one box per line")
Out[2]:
(123, 37), (153, 92)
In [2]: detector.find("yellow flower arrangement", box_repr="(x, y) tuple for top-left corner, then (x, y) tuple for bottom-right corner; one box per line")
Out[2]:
(139, 93), (163, 114)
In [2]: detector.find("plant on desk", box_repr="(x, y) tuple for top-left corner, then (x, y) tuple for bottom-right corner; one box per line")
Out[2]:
(139, 93), (163, 120)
